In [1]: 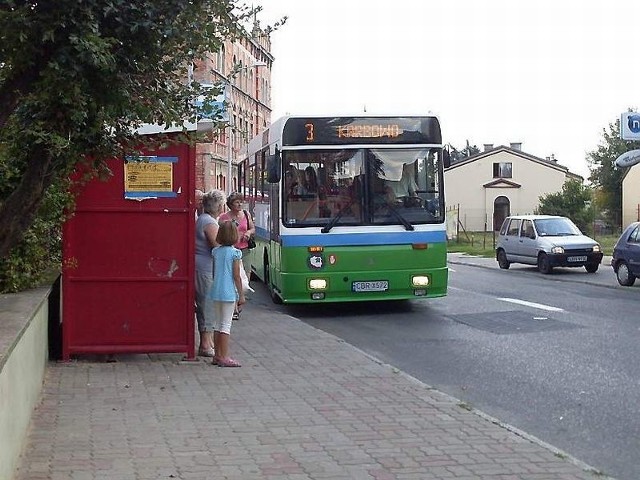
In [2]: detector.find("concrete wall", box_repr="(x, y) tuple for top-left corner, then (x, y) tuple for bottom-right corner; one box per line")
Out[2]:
(0, 287), (51, 480)
(622, 165), (640, 228)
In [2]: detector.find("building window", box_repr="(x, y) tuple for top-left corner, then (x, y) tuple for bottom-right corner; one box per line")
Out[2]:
(217, 46), (225, 75)
(493, 162), (512, 178)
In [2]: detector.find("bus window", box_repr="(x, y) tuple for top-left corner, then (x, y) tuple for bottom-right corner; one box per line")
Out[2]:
(284, 150), (364, 225)
(369, 148), (442, 223)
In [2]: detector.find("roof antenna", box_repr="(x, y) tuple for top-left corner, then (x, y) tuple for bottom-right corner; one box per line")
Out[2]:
(363, 104), (367, 113)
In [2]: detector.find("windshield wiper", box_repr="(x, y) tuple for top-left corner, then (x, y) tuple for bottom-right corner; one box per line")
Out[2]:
(381, 201), (414, 231)
(389, 206), (414, 231)
(321, 199), (354, 233)
(322, 198), (415, 233)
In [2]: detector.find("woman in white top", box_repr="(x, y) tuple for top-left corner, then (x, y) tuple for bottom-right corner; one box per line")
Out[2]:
(194, 189), (226, 356)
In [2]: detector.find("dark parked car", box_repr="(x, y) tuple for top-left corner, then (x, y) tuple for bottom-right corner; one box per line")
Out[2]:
(611, 222), (640, 286)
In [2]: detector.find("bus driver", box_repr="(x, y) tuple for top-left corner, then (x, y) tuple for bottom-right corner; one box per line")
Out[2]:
(384, 162), (418, 200)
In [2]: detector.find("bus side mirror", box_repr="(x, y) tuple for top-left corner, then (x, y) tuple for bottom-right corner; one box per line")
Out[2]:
(443, 149), (451, 169)
(266, 148), (281, 183)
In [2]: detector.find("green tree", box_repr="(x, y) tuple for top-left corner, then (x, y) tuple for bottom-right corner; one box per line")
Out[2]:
(448, 141), (480, 162)
(0, 1), (284, 289)
(587, 115), (634, 229)
(536, 179), (592, 232)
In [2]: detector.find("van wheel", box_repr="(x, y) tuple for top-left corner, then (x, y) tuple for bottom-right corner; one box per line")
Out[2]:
(585, 263), (599, 273)
(537, 253), (553, 274)
(497, 250), (510, 269)
(616, 261), (636, 286)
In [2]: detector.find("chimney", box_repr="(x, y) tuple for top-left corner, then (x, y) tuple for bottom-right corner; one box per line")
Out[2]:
(510, 142), (522, 151)
(483, 143), (493, 152)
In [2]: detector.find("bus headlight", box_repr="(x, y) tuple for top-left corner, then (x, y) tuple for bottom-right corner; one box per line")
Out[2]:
(412, 275), (430, 287)
(309, 279), (327, 290)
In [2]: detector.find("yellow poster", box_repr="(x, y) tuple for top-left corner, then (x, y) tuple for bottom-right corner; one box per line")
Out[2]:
(124, 162), (173, 193)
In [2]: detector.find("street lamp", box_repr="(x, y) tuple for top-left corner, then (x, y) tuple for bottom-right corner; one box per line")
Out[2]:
(225, 61), (267, 194)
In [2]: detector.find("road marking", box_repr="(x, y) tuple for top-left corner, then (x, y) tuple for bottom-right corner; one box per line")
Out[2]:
(448, 267), (456, 272)
(497, 297), (564, 312)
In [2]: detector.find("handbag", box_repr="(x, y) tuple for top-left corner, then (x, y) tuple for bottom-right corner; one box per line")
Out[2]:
(239, 261), (255, 292)
(244, 210), (256, 249)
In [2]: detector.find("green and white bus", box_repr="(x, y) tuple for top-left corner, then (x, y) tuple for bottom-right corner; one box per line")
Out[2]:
(238, 115), (449, 304)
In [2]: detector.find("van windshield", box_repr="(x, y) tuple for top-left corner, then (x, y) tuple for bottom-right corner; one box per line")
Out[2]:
(534, 217), (582, 236)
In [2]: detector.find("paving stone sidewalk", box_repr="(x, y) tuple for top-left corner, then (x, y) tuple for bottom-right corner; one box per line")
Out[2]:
(14, 301), (611, 480)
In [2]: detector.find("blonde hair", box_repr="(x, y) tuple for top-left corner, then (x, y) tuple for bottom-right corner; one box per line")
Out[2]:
(216, 220), (239, 246)
(202, 189), (226, 216)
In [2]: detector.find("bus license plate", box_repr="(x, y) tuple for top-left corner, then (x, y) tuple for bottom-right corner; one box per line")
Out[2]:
(352, 280), (389, 292)
(567, 255), (587, 262)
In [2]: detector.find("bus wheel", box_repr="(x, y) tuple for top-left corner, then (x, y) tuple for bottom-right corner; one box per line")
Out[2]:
(271, 288), (283, 304)
(264, 256), (283, 305)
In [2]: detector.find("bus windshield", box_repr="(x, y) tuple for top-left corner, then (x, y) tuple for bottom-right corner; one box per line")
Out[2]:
(283, 147), (443, 228)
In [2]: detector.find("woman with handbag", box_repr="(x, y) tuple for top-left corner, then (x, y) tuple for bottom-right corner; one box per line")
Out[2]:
(218, 192), (255, 319)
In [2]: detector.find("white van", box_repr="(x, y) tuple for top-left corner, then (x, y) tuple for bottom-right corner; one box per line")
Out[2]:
(495, 215), (603, 274)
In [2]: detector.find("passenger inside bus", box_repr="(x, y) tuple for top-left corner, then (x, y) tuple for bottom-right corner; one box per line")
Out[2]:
(286, 164), (320, 221)
(285, 165), (304, 197)
(302, 166), (318, 194)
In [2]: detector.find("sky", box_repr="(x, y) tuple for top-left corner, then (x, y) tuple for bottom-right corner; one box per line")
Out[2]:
(253, 0), (640, 179)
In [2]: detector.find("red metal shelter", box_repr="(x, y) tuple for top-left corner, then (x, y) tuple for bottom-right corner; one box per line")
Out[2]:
(62, 133), (196, 360)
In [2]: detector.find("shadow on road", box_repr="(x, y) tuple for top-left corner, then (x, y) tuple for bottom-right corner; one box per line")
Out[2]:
(285, 298), (415, 319)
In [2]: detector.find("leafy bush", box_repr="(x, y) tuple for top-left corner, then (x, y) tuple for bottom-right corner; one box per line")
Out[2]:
(536, 180), (592, 232)
(0, 179), (72, 293)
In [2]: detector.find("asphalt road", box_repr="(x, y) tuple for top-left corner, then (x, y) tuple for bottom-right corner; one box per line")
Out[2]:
(250, 256), (640, 480)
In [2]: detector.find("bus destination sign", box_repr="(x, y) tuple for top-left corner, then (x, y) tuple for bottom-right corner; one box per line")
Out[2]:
(282, 117), (441, 146)
(335, 123), (401, 139)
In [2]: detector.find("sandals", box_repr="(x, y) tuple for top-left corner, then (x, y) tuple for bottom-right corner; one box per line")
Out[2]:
(215, 357), (241, 368)
(198, 347), (215, 357)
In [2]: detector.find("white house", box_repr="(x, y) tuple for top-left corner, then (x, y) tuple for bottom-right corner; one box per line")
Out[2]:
(445, 144), (582, 232)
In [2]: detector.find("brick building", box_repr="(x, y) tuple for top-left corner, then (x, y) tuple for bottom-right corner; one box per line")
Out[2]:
(193, 25), (274, 192)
